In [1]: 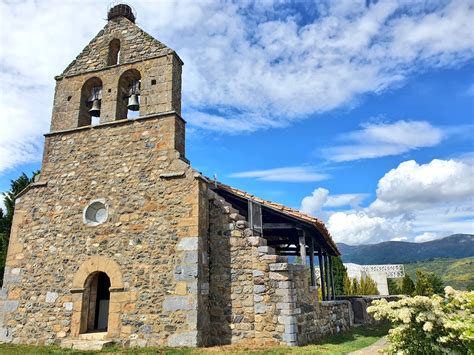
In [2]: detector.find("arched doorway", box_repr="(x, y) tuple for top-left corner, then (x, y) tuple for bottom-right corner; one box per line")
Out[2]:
(81, 272), (111, 333)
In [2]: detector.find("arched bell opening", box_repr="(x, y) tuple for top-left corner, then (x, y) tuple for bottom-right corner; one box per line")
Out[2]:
(108, 39), (121, 66)
(78, 77), (103, 127)
(80, 271), (111, 333)
(116, 69), (141, 120)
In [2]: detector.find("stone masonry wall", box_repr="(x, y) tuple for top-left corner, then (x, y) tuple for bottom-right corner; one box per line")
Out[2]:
(293, 268), (353, 345)
(207, 192), (353, 347)
(61, 16), (172, 77)
(0, 115), (205, 347)
(207, 190), (257, 346)
(52, 54), (182, 132)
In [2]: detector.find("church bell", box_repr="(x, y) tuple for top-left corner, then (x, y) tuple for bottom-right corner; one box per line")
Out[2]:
(89, 99), (101, 117)
(127, 94), (140, 111)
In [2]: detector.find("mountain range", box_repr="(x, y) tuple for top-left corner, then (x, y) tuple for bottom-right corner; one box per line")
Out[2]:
(338, 234), (474, 264)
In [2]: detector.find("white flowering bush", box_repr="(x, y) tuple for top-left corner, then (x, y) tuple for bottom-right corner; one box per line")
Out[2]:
(367, 286), (474, 354)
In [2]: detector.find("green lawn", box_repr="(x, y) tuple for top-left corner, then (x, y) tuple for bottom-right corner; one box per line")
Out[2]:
(0, 323), (390, 355)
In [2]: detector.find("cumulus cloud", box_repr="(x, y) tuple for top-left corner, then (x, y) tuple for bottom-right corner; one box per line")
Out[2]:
(370, 159), (474, 215)
(323, 120), (444, 161)
(1, 1), (474, 173)
(229, 167), (329, 183)
(301, 158), (474, 244)
(327, 211), (410, 245)
(300, 187), (367, 215)
(414, 232), (440, 243)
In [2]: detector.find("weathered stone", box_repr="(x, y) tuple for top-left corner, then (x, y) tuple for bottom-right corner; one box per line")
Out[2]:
(177, 237), (199, 251)
(163, 296), (194, 311)
(167, 331), (198, 347)
(45, 292), (59, 303)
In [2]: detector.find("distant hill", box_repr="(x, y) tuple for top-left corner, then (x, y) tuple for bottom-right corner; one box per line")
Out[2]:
(403, 257), (474, 290)
(338, 234), (474, 264)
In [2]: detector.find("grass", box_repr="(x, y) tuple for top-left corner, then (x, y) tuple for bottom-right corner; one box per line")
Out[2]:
(0, 323), (390, 355)
(404, 256), (474, 290)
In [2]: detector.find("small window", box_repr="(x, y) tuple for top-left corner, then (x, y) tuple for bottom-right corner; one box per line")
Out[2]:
(108, 39), (121, 66)
(83, 200), (108, 226)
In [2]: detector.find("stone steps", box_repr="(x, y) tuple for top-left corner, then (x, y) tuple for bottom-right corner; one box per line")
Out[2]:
(61, 333), (114, 351)
(78, 331), (108, 340)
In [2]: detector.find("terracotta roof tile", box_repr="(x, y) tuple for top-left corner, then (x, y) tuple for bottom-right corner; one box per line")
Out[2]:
(214, 181), (340, 256)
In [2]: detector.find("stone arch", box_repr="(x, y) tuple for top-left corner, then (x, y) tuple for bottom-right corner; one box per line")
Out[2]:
(78, 76), (103, 127)
(116, 68), (142, 119)
(108, 38), (121, 66)
(72, 256), (123, 290)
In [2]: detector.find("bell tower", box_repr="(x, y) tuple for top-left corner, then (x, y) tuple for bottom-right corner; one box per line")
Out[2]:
(49, 4), (184, 154)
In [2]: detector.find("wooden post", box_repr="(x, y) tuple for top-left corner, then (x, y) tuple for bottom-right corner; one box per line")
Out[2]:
(309, 237), (315, 287)
(324, 253), (330, 300)
(317, 247), (326, 301)
(329, 256), (335, 300)
(298, 230), (306, 265)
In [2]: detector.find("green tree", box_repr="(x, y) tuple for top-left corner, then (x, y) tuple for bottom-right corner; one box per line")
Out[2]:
(427, 272), (444, 294)
(415, 270), (434, 296)
(343, 273), (352, 295)
(358, 275), (379, 295)
(467, 281), (474, 291)
(0, 171), (38, 285)
(401, 274), (415, 295)
(332, 256), (348, 296)
(351, 278), (359, 295)
(388, 278), (401, 295)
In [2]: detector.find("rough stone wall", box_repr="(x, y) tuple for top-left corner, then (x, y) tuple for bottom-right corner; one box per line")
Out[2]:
(61, 16), (172, 77)
(206, 192), (354, 347)
(207, 191), (257, 346)
(0, 115), (204, 347)
(52, 54), (182, 132)
(293, 268), (353, 345)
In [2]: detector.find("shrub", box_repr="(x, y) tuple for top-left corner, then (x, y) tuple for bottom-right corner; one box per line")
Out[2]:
(367, 287), (474, 354)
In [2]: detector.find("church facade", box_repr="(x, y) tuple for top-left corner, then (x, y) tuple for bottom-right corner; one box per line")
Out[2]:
(0, 5), (351, 349)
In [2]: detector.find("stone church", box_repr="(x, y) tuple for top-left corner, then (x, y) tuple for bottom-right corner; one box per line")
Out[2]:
(0, 4), (351, 349)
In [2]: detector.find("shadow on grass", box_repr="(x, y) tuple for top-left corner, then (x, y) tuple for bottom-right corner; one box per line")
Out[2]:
(0, 323), (391, 355)
(312, 321), (391, 346)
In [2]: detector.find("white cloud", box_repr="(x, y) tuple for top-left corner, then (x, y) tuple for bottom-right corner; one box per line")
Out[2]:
(300, 187), (367, 215)
(229, 167), (329, 183)
(301, 158), (474, 244)
(391, 237), (408, 242)
(327, 211), (410, 245)
(323, 120), (444, 162)
(370, 159), (474, 215)
(414, 232), (440, 243)
(1, 1), (474, 172)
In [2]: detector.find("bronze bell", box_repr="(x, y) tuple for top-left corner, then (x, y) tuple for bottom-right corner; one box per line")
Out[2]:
(89, 99), (101, 117)
(127, 94), (140, 111)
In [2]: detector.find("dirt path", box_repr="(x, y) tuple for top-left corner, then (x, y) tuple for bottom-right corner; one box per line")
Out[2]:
(348, 337), (388, 354)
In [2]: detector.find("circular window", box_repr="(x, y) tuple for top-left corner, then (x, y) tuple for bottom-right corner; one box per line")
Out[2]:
(83, 200), (108, 226)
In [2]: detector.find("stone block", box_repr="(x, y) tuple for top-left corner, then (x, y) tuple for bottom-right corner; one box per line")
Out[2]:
(163, 295), (194, 311)
(258, 246), (275, 255)
(285, 323), (298, 334)
(282, 333), (298, 343)
(176, 237), (199, 251)
(278, 315), (297, 325)
(182, 251), (198, 264)
(174, 264), (198, 281)
(254, 303), (268, 314)
(1, 300), (19, 313)
(269, 263), (289, 271)
(167, 331), (198, 347)
(253, 285), (266, 294)
(269, 272), (289, 281)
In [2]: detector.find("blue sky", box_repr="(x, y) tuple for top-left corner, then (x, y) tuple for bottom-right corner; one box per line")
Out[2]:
(0, 0), (473, 244)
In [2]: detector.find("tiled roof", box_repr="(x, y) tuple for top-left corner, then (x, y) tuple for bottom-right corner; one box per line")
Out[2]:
(214, 181), (340, 256)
